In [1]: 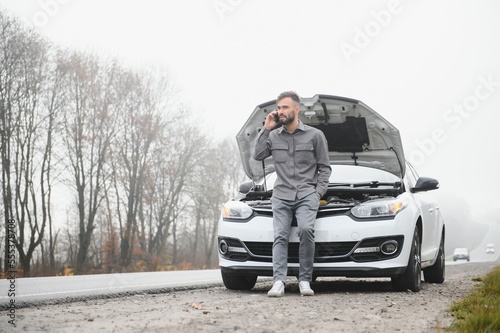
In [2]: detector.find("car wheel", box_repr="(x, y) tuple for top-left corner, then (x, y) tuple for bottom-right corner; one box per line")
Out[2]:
(391, 226), (421, 292)
(423, 233), (445, 283)
(221, 270), (257, 290)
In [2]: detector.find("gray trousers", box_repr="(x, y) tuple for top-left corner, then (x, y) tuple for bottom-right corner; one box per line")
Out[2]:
(271, 192), (320, 283)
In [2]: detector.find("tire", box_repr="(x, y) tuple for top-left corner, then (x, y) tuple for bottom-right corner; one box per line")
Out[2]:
(392, 226), (421, 292)
(221, 270), (257, 290)
(423, 233), (445, 283)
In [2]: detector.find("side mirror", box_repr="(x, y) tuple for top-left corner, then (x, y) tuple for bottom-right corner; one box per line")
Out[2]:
(411, 177), (440, 193)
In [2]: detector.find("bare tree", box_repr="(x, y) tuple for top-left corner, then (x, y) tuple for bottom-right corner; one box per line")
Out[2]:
(187, 137), (246, 268)
(110, 69), (171, 270)
(41, 50), (67, 275)
(59, 51), (118, 274)
(0, 12), (18, 274)
(0, 12), (60, 276)
(143, 112), (207, 268)
(101, 184), (119, 272)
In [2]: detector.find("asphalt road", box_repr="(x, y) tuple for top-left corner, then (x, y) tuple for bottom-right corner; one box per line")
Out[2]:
(0, 269), (224, 309)
(7, 259), (499, 333)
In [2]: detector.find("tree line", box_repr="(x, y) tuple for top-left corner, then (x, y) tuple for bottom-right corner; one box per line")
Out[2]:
(0, 11), (245, 277)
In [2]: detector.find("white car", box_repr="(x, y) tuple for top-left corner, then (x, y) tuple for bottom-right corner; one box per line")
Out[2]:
(218, 94), (445, 292)
(486, 243), (495, 253)
(453, 248), (470, 261)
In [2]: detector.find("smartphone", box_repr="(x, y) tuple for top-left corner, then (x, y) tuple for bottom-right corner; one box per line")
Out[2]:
(273, 113), (280, 123)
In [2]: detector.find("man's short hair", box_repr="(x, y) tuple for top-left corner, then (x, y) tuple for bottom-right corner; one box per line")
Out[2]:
(276, 91), (300, 104)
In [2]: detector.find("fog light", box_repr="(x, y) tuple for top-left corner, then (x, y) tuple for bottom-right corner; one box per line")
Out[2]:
(381, 240), (398, 255)
(228, 246), (247, 253)
(219, 240), (228, 255)
(354, 246), (380, 253)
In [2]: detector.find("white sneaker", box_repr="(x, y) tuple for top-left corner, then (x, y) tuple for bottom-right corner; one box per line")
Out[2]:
(299, 281), (314, 296)
(267, 281), (285, 297)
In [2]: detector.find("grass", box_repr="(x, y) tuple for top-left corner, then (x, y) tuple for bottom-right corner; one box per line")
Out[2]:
(447, 265), (500, 332)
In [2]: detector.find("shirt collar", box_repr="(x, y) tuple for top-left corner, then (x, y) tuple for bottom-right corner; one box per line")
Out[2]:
(278, 120), (305, 134)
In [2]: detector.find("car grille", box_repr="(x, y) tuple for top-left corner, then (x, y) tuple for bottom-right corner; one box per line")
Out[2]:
(244, 241), (357, 263)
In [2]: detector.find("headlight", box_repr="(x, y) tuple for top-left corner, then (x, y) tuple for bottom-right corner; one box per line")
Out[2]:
(351, 198), (408, 218)
(222, 201), (253, 220)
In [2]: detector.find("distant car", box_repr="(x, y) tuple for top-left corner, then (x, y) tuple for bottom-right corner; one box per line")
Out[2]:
(486, 243), (495, 254)
(218, 94), (446, 293)
(453, 248), (470, 261)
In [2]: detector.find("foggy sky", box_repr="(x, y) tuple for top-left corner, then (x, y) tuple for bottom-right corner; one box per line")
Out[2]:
(1, 0), (499, 245)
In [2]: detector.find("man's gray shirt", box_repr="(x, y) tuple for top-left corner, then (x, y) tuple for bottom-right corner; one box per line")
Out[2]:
(252, 120), (332, 201)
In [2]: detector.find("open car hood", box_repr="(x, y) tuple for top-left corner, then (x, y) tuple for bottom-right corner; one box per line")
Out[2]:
(236, 94), (406, 182)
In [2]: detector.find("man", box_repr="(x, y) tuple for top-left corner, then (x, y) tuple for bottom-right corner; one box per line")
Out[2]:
(253, 91), (332, 297)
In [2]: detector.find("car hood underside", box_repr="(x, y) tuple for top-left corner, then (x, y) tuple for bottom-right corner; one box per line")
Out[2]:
(236, 94), (406, 182)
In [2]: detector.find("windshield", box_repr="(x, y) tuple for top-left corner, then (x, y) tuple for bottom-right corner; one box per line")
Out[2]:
(261, 165), (400, 189)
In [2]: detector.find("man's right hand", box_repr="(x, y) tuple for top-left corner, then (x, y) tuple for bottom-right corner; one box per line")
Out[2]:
(264, 111), (279, 130)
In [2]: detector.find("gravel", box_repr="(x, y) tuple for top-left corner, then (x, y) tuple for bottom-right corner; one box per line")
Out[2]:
(5, 259), (499, 333)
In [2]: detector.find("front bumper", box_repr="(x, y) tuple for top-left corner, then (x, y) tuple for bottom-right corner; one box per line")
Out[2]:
(218, 210), (415, 278)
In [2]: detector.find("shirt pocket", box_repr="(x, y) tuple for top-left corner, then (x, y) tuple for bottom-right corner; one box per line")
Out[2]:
(271, 144), (288, 163)
(295, 143), (315, 165)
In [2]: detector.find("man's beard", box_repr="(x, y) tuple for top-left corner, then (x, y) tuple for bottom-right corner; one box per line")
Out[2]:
(281, 112), (295, 125)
